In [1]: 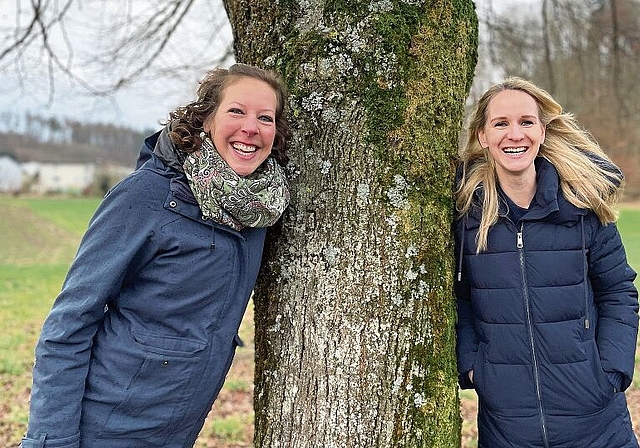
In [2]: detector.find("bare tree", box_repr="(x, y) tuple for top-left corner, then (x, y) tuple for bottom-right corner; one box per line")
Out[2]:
(609, 0), (630, 128)
(542, 0), (558, 95)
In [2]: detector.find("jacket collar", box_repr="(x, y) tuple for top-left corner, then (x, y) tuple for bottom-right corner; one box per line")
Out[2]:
(466, 157), (587, 228)
(136, 128), (198, 206)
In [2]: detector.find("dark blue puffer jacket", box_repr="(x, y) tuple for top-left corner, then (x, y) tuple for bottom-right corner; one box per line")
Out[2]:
(455, 157), (639, 447)
(22, 129), (267, 447)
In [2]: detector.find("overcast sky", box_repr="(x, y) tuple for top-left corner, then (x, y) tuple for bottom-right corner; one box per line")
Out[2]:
(0, 0), (233, 132)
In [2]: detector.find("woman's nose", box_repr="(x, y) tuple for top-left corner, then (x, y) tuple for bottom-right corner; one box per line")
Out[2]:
(242, 116), (259, 135)
(507, 124), (524, 140)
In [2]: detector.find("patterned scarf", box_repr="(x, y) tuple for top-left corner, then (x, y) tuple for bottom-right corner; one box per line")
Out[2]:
(183, 134), (290, 230)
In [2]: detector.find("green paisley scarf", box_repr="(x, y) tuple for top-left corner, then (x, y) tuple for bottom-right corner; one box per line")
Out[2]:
(183, 134), (290, 230)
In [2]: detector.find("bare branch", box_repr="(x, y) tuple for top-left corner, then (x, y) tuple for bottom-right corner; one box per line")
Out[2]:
(112, 0), (198, 90)
(0, 0), (43, 60)
(542, 0), (558, 95)
(1, 0), (234, 97)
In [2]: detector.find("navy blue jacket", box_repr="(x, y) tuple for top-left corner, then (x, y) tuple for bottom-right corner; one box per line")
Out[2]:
(22, 131), (266, 447)
(455, 157), (639, 447)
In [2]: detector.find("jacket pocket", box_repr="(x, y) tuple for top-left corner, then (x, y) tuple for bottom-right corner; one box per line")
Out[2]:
(544, 339), (614, 416)
(474, 341), (539, 416)
(98, 331), (207, 439)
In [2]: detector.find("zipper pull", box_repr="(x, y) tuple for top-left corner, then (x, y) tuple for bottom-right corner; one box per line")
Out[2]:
(516, 222), (524, 249)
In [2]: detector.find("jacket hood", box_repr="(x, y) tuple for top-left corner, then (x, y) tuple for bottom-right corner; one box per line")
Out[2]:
(153, 123), (186, 172)
(135, 123), (185, 172)
(135, 126), (197, 206)
(135, 130), (161, 169)
(584, 150), (624, 188)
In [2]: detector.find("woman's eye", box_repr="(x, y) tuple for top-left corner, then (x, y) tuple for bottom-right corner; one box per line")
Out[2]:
(228, 108), (244, 115)
(494, 121), (507, 128)
(259, 115), (274, 123)
(521, 120), (534, 126)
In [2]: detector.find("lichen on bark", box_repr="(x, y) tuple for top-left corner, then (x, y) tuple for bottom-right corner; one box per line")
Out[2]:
(224, 0), (478, 446)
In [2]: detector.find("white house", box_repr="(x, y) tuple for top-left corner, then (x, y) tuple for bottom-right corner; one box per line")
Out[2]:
(0, 155), (23, 192)
(32, 162), (96, 194)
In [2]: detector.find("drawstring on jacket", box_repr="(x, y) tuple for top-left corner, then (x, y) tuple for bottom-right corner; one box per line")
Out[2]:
(581, 215), (590, 329)
(457, 216), (467, 282)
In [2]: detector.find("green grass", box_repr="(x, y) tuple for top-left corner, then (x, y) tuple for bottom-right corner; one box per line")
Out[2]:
(1, 196), (639, 446)
(622, 208), (640, 390)
(10, 197), (101, 235)
(223, 378), (251, 392)
(207, 414), (253, 441)
(619, 208), (640, 277)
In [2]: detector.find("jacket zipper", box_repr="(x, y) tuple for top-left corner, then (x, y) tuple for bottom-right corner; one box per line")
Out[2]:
(517, 222), (550, 448)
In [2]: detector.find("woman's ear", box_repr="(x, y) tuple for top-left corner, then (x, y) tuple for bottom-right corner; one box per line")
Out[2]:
(477, 129), (487, 149)
(203, 115), (213, 134)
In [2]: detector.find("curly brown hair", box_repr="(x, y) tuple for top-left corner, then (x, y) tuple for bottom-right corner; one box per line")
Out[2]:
(164, 63), (291, 166)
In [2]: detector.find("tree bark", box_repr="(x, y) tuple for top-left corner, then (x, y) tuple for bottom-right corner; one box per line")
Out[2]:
(223, 1), (478, 446)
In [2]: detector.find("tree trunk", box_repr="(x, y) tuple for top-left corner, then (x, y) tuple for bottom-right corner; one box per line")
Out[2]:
(223, 1), (478, 446)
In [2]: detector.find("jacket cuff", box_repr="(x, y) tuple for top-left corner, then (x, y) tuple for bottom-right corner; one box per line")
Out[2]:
(458, 371), (475, 390)
(21, 432), (80, 448)
(605, 370), (627, 393)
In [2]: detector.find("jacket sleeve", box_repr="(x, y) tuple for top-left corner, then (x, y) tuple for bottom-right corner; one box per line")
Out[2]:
(589, 220), (639, 391)
(454, 221), (478, 389)
(22, 172), (159, 447)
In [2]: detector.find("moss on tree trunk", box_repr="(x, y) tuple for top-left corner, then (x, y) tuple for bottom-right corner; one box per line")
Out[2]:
(223, 0), (478, 445)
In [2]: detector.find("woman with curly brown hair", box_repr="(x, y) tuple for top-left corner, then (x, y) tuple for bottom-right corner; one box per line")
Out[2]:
(21, 63), (291, 448)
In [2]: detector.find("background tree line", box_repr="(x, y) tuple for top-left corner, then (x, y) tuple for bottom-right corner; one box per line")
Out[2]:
(0, 111), (154, 167)
(3, 0), (638, 194)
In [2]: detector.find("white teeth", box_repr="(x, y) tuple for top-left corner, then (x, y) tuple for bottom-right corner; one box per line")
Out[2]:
(232, 142), (257, 153)
(504, 147), (527, 154)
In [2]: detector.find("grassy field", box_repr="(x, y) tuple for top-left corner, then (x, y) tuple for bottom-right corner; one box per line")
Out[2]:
(1, 196), (639, 446)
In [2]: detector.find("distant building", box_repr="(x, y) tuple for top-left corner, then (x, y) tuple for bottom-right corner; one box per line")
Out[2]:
(32, 162), (96, 194)
(0, 154), (22, 192)
(1, 150), (131, 196)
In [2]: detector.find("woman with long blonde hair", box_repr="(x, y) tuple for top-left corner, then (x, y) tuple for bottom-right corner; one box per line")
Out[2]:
(455, 77), (639, 447)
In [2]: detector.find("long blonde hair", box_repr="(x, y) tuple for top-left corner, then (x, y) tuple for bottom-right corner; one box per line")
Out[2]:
(456, 76), (623, 253)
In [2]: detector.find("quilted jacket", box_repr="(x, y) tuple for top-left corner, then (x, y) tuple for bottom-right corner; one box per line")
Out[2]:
(455, 157), (639, 447)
